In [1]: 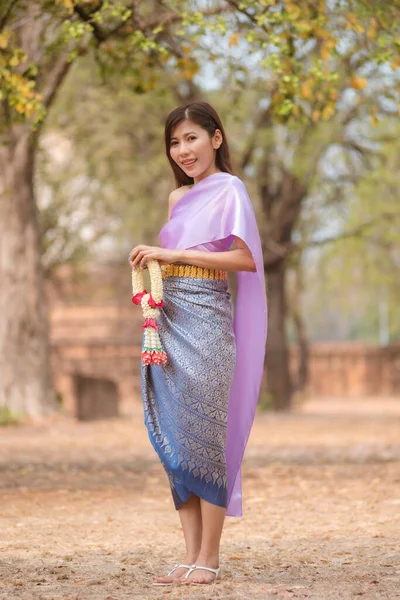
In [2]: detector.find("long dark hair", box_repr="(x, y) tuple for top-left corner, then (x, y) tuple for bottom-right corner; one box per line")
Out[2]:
(164, 101), (234, 187)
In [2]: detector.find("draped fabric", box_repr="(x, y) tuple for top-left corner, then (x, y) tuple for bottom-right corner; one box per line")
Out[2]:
(141, 276), (236, 509)
(149, 172), (267, 517)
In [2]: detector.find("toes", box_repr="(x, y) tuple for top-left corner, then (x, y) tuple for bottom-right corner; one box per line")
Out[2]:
(181, 576), (214, 584)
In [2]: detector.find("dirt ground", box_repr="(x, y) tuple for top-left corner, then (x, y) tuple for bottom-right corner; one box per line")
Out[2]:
(1, 397), (400, 600)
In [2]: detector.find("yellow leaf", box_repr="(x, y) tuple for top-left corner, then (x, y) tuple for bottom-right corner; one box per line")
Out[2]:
(0, 32), (10, 49)
(320, 45), (331, 61)
(228, 33), (240, 47)
(322, 104), (335, 120)
(312, 110), (320, 122)
(353, 23), (365, 35)
(350, 76), (367, 90)
(9, 55), (20, 67)
(325, 38), (337, 51)
(391, 57), (400, 70)
(371, 108), (379, 127)
(55, 0), (74, 9)
(330, 89), (338, 101)
(301, 83), (312, 99)
(286, 4), (301, 18)
(25, 102), (35, 116)
(346, 13), (364, 34)
(182, 45), (192, 56)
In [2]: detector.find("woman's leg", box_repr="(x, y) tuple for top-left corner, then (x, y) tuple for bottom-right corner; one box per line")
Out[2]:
(155, 494), (202, 583)
(183, 498), (226, 583)
(178, 494), (203, 564)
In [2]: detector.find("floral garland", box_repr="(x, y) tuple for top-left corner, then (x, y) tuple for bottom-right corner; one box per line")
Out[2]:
(131, 260), (168, 366)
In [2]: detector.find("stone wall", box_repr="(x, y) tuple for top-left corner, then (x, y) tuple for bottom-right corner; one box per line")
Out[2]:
(290, 343), (400, 397)
(50, 305), (400, 418)
(50, 305), (143, 418)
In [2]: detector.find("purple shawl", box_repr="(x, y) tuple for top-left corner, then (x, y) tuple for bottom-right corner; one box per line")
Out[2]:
(158, 172), (268, 516)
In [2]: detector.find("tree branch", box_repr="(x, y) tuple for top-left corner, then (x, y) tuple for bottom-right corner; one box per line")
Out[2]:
(143, 5), (229, 31)
(73, 2), (107, 43)
(263, 211), (400, 269)
(0, 0), (18, 32)
(239, 104), (273, 171)
(297, 211), (400, 252)
(41, 51), (73, 109)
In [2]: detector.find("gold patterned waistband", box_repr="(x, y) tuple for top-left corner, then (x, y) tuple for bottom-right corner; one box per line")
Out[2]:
(161, 263), (228, 281)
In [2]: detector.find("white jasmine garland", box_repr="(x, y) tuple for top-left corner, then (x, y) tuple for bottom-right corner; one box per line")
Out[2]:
(131, 260), (167, 366)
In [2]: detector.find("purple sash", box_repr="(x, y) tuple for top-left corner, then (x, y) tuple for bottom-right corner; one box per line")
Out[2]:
(158, 172), (267, 516)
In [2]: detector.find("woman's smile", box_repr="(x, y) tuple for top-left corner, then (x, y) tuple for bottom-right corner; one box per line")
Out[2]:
(181, 158), (197, 168)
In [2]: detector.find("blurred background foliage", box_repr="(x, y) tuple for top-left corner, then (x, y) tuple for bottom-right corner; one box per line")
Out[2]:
(2, 0), (400, 413)
(37, 45), (400, 345)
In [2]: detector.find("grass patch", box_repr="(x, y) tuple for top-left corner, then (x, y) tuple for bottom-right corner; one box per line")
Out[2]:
(0, 407), (22, 426)
(257, 391), (275, 411)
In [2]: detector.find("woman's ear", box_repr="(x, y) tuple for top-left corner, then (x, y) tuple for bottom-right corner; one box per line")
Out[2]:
(213, 129), (223, 149)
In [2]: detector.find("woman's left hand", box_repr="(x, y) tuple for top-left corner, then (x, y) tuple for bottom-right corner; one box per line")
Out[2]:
(128, 245), (180, 269)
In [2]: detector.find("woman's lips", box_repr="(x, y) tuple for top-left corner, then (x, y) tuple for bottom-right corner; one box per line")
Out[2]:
(182, 159), (197, 168)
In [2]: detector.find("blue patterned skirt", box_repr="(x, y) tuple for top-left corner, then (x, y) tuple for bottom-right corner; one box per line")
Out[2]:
(141, 274), (236, 509)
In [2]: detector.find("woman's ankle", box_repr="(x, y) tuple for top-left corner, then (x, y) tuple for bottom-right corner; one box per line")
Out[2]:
(194, 552), (220, 567)
(184, 552), (200, 565)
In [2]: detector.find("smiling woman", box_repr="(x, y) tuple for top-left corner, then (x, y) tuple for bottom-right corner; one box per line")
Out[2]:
(165, 102), (232, 187)
(128, 101), (267, 586)
(169, 122), (222, 179)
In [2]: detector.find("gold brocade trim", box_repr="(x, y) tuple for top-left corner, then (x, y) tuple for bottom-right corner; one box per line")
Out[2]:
(161, 263), (228, 281)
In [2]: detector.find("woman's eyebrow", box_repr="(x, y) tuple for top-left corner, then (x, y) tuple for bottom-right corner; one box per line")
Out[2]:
(170, 131), (197, 140)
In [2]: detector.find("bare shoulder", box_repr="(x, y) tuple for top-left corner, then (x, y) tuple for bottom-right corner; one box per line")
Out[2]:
(167, 185), (193, 220)
(168, 185), (192, 207)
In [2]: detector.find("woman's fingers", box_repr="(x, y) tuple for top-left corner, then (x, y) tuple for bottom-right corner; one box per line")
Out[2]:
(128, 246), (165, 268)
(131, 250), (143, 267)
(128, 245), (144, 261)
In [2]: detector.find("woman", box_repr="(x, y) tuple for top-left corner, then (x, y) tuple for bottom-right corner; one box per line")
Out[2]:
(129, 102), (267, 585)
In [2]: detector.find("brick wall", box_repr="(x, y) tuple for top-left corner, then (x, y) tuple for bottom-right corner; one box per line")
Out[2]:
(290, 343), (400, 397)
(50, 305), (400, 418)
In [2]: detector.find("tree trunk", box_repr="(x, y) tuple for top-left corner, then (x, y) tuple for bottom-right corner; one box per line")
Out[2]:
(264, 260), (292, 410)
(0, 127), (55, 416)
(292, 308), (309, 391)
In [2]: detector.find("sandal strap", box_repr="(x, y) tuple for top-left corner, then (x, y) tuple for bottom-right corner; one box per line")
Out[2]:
(184, 564), (220, 578)
(167, 563), (192, 577)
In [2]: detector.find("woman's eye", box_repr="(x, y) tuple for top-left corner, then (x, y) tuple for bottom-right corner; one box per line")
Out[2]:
(189, 136), (196, 141)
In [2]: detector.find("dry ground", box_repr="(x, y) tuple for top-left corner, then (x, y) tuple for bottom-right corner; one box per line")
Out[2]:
(1, 397), (400, 600)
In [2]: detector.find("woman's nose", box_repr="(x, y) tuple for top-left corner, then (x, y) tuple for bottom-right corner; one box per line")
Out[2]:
(178, 143), (190, 156)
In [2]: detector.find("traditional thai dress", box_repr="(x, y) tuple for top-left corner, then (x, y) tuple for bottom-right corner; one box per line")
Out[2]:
(141, 172), (267, 517)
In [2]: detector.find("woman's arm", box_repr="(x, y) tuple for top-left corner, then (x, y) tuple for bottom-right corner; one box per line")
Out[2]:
(177, 237), (256, 273)
(129, 237), (256, 272)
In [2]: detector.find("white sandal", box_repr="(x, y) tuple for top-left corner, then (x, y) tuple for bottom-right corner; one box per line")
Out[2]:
(181, 564), (221, 585)
(152, 563), (192, 586)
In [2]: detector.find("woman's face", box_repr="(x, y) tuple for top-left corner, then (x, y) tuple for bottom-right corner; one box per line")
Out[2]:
(169, 119), (222, 183)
